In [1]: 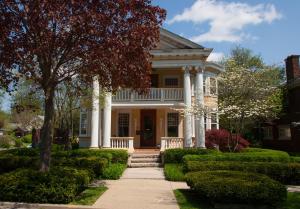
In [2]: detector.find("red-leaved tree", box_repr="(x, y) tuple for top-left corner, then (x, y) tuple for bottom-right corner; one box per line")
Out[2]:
(0, 0), (165, 171)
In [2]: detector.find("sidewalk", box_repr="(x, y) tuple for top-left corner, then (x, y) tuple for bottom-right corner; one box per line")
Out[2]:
(93, 168), (188, 209)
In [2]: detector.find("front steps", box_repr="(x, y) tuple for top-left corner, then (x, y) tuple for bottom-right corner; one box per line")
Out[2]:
(129, 153), (162, 168)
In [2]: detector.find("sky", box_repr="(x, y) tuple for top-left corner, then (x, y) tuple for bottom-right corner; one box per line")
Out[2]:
(153, 0), (300, 65)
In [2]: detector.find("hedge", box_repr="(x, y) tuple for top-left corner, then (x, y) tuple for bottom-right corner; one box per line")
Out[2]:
(163, 148), (219, 163)
(0, 167), (91, 204)
(183, 149), (290, 163)
(184, 161), (300, 184)
(185, 170), (287, 206)
(102, 163), (127, 179)
(0, 155), (39, 174)
(164, 163), (185, 181)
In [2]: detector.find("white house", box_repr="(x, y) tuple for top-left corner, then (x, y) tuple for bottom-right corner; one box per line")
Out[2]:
(79, 28), (223, 152)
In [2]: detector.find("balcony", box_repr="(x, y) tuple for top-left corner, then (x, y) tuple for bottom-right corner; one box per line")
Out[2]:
(112, 88), (184, 102)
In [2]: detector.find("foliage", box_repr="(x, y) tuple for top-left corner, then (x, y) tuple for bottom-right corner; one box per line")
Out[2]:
(14, 137), (23, 147)
(184, 161), (300, 185)
(0, 167), (91, 204)
(174, 189), (214, 209)
(284, 193), (300, 209)
(205, 129), (249, 152)
(71, 186), (108, 205)
(290, 157), (300, 163)
(0, 155), (39, 174)
(102, 163), (127, 180)
(185, 170), (287, 206)
(164, 148), (219, 163)
(21, 134), (32, 143)
(164, 163), (185, 181)
(0, 147), (40, 156)
(0, 135), (15, 148)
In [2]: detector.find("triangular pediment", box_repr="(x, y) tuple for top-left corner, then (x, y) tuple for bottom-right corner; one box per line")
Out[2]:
(156, 28), (204, 50)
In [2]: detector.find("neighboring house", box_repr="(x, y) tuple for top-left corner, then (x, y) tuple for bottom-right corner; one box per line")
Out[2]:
(79, 28), (223, 152)
(262, 55), (300, 152)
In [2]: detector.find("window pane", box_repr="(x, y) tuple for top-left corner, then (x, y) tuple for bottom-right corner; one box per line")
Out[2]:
(80, 111), (87, 135)
(165, 78), (179, 87)
(167, 113), (179, 137)
(118, 113), (129, 137)
(211, 113), (218, 129)
(210, 78), (217, 95)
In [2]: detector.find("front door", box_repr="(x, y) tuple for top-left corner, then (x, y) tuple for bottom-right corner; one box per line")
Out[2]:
(140, 109), (156, 147)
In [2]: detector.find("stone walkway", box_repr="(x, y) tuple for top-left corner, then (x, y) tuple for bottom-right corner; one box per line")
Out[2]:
(93, 168), (189, 209)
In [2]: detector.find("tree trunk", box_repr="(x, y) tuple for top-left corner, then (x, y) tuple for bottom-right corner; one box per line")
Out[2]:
(39, 87), (55, 172)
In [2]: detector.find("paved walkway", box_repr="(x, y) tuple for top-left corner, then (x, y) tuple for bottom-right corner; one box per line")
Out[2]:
(93, 168), (189, 209)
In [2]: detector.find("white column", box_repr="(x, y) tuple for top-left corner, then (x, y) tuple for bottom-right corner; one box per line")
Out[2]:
(183, 66), (193, 148)
(90, 78), (99, 148)
(103, 92), (112, 148)
(195, 65), (206, 148)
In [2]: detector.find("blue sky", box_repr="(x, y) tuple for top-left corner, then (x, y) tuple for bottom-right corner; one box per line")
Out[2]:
(153, 0), (300, 65)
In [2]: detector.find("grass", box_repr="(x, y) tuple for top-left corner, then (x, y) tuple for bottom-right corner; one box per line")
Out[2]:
(174, 189), (300, 209)
(164, 163), (185, 181)
(70, 186), (107, 205)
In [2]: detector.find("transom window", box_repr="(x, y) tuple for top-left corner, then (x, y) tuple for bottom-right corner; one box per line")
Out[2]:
(80, 109), (88, 136)
(165, 77), (179, 87)
(167, 113), (179, 137)
(118, 113), (130, 137)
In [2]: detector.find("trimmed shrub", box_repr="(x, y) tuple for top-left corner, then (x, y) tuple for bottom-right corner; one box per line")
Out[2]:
(164, 163), (185, 181)
(0, 155), (39, 174)
(102, 163), (127, 179)
(185, 170), (287, 206)
(184, 161), (300, 184)
(0, 148), (39, 157)
(0, 135), (14, 148)
(0, 167), (91, 204)
(206, 129), (250, 151)
(290, 156), (300, 163)
(183, 148), (290, 163)
(164, 148), (219, 163)
(51, 157), (108, 177)
(21, 134), (32, 143)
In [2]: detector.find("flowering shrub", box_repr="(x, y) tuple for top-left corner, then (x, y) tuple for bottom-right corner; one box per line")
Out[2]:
(205, 129), (250, 152)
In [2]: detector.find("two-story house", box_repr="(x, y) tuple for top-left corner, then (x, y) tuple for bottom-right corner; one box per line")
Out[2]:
(78, 28), (223, 152)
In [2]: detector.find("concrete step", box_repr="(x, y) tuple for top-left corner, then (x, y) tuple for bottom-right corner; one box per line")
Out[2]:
(131, 158), (161, 163)
(132, 153), (160, 158)
(129, 162), (162, 168)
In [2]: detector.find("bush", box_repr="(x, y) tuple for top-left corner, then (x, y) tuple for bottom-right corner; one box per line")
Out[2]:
(290, 156), (300, 163)
(102, 163), (127, 179)
(21, 134), (32, 143)
(184, 161), (300, 184)
(185, 170), (287, 206)
(183, 148), (290, 163)
(0, 135), (14, 148)
(51, 157), (108, 177)
(0, 155), (39, 174)
(164, 163), (185, 181)
(14, 138), (23, 148)
(0, 148), (39, 157)
(0, 167), (91, 204)
(205, 129), (250, 152)
(164, 148), (219, 163)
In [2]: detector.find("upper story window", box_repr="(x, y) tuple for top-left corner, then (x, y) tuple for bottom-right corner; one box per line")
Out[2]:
(118, 113), (130, 137)
(211, 113), (218, 129)
(167, 112), (179, 137)
(164, 77), (179, 87)
(278, 125), (291, 140)
(262, 127), (273, 140)
(210, 77), (217, 95)
(80, 109), (88, 136)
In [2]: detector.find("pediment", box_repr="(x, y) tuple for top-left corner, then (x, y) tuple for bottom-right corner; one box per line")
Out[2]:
(156, 28), (204, 50)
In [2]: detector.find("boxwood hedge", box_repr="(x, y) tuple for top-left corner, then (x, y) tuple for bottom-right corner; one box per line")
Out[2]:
(184, 161), (300, 184)
(185, 170), (287, 206)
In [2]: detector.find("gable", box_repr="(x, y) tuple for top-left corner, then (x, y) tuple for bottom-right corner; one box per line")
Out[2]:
(156, 28), (204, 50)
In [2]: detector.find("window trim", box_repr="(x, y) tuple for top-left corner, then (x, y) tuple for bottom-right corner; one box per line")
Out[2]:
(165, 111), (180, 137)
(278, 125), (291, 140)
(116, 110), (131, 137)
(163, 75), (180, 88)
(262, 126), (273, 140)
(79, 109), (88, 137)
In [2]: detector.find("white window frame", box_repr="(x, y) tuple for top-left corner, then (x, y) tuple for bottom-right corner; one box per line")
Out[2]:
(79, 108), (88, 136)
(116, 110), (131, 137)
(209, 77), (218, 96)
(163, 75), (180, 88)
(210, 112), (219, 129)
(165, 111), (180, 137)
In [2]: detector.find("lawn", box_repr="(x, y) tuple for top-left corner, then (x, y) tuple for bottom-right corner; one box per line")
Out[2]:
(70, 186), (107, 205)
(174, 189), (300, 209)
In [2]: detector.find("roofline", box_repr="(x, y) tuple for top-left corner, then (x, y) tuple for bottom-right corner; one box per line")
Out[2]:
(160, 28), (206, 49)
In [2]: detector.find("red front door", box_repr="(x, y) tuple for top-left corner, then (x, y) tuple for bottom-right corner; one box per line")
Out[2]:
(140, 109), (156, 147)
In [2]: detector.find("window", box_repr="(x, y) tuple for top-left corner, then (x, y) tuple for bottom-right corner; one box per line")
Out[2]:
(203, 77), (207, 95)
(278, 126), (291, 140)
(262, 127), (273, 140)
(204, 113), (207, 130)
(167, 113), (179, 137)
(211, 113), (218, 129)
(80, 109), (88, 136)
(210, 77), (217, 95)
(165, 77), (179, 87)
(118, 113), (130, 137)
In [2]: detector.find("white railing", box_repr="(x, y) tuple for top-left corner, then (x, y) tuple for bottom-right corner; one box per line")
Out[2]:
(111, 137), (134, 152)
(112, 88), (183, 102)
(160, 137), (184, 151)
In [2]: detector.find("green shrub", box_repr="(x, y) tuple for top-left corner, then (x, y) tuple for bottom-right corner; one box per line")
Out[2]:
(164, 148), (219, 163)
(183, 148), (290, 163)
(185, 170), (287, 206)
(14, 138), (23, 148)
(51, 157), (108, 177)
(0, 155), (39, 174)
(0, 148), (39, 157)
(291, 156), (300, 163)
(0, 135), (14, 148)
(184, 161), (300, 184)
(164, 163), (185, 181)
(21, 134), (32, 143)
(102, 163), (127, 179)
(0, 167), (91, 204)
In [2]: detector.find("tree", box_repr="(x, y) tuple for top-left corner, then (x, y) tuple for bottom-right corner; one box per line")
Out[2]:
(0, 1), (165, 171)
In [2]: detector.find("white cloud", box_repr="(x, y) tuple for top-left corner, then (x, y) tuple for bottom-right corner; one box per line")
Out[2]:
(168, 0), (282, 43)
(207, 52), (225, 62)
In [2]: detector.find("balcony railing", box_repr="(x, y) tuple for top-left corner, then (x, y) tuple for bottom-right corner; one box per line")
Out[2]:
(111, 137), (134, 152)
(112, 88), (184, 102)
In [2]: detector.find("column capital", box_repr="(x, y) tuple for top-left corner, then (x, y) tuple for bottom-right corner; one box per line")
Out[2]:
(182, 66), (192, 74)
(195, 63), (205, 73)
